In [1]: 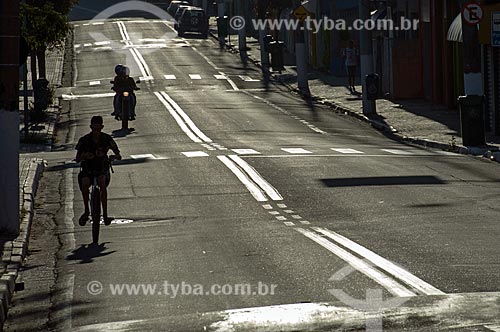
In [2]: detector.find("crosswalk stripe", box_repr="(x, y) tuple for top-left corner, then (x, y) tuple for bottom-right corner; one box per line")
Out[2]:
(381, 149), (414, 155)
(331, 148), (364, 154)
(181, 151), (209, 158)
(231, 149), (261, 155)
(164, 75), (176, 80)
(214, 74), (227, 80)
(89, 81), (101, 86)
(282, 148), (313, 154)
(189, 74), (202, 80)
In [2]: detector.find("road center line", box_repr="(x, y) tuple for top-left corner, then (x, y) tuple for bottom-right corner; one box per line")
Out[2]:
(296, 228), (416, 297)
(159, 91), (212, 143)
(217, 156), (267, 202)
(312, 227), (445, 296)
(154, 92), (202, 143)
(228, 155), (282, 201)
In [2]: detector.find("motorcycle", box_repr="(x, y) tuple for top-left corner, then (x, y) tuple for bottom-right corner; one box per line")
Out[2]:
(111, 80), (140, 130)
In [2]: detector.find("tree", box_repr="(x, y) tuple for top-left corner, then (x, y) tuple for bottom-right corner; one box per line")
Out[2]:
(21, 0), (74, 80)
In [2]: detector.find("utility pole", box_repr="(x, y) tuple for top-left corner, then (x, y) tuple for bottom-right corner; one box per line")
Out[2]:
(237, 0), (248, 62)
(359, 0), (376, 115)
(0, 0), (21, 235)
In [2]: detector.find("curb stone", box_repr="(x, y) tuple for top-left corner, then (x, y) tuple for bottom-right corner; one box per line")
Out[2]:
(0, 159), (45, 331)
(208, 30), (500, 161)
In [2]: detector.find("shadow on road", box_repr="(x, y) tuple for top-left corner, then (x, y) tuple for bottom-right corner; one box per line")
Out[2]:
(320, 176), (447, 188)
(66, 243), (116, 264)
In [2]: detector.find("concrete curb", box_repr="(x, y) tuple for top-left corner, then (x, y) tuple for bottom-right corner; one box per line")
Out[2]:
(0, 158), (45, 331)
(207, 30), (497, 160)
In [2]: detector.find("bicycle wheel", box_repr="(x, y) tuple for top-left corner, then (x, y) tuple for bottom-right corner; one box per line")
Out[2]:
(91, 187), (101, 244)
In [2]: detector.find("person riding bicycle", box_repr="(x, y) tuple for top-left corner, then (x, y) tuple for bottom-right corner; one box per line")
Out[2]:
(112, 66), (138, 120)
(76, 116), (122, 226)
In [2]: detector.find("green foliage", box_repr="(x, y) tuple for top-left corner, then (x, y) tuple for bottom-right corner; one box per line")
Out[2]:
(21, 1), (72, 52)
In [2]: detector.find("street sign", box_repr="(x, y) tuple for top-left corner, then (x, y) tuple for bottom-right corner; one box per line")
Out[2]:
(462, 2), (484, 25)
(293, 5), (309, 22)
(492, 12), (500, 46)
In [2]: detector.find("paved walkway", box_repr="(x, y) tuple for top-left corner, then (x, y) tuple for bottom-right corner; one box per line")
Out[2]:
(208, 21), (500, 156)
(0, 45), (64, 330)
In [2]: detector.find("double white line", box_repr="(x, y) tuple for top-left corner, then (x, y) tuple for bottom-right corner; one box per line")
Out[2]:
(155, 91), (212, 143)
(116, 21), (153, 80)
(218, 155), (282, 202)
(297, 227), (445, 297)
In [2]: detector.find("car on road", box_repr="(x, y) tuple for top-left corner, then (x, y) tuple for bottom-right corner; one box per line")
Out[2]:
(177, 7), (208, 38)
(167, 1), (190, 17)
(173, 5), (191, 30)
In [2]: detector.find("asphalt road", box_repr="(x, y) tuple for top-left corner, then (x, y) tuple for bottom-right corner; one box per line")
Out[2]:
(17, 18), (500, 331)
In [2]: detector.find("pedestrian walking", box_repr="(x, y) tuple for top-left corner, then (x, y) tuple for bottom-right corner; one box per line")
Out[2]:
(343, 40), (358, 94)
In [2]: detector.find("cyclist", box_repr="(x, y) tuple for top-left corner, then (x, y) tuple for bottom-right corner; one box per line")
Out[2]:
(75, 116), (122, 226)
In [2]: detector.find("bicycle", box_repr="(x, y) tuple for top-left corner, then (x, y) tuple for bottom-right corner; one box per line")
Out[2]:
(88, 155), (117, 244)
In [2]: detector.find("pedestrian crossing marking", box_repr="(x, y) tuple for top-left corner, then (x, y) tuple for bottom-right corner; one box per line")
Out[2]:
(299, 220), (311, 225)
(276, 216), (287, 221)
(381, 149), (414, 155)
(189, 74), (202, 80)
(284, 222), (295, 226)
(277, 204), (287, 208)
(331, 148), (364, 154)
(214, 74), (227, 80)
(140, 76), (154, 81)
(181, 151), (209, 158)
(238, 75), (260, 82)
(164, 75), (177, 80)
(89, 81), (101, 86)
(282, 148), (313, 154)
(232, 149), (261, 155)
(262, 204), (273, 210)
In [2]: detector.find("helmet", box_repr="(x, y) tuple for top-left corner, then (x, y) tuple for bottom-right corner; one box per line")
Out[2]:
(114, 64), (124, 75)
(122, 66), (130, 76)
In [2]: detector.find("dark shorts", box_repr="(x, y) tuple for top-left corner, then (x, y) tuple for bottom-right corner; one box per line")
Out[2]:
(347, 65), (356, 76)
(78, 169), (110, 190)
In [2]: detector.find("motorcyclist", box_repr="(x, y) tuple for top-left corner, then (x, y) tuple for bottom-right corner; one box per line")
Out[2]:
(112, 66), (138, 120)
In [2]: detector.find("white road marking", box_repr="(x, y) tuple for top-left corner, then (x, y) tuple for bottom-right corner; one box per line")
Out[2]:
(284, 222), (295, 226)
(331, 148), (364, 154)
(139, 38), (166, 42)
(283, 210), (295, 214)
(181, 151), (209, 158)
(74, 44), (81, 48)
(485, 325), (500, 332)
(139, 76), (154, 81)
(312, 227), (445, 296)
(214, 74), (227, 80)
(231, 149), (261, 155)
(62, 93), (115, 100)
(269, 211), (280, 215)
(282, 148), (313, 154)
(164, 75), (177, 80)
(83, 43), (92, 47)
(262, 204), (273, 210)
(277, 204), (287, 208)
(296, 228), (416, 297)
(89, 81), (101, 86)
(154, 92), (202, 143)
(93, 46), (113, 51)
(160, 91), (212, 143)
(94, 41), (110, 46)
(299, 220), (311, 225)
(238, 75), (260, 82)
(381, 149), (414, 155)
(92, 22), (105, 25)
(276, 216), (287, 221)
(189, 74), (202, 80)
(291, 215), (302, 220)
(217, 156), (267, 202)
(117, 21), (151, 78)
(228, 155), (283, 201)
(220, 72), (239, 91)
(201, 143), (216, 151)
(130, 154), (163, 160)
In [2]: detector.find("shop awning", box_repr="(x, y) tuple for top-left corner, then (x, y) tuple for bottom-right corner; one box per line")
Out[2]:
(447, 13), (462, 43)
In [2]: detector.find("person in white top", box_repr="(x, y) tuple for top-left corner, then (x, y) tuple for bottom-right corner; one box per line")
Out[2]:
(343, 40), (358, 93)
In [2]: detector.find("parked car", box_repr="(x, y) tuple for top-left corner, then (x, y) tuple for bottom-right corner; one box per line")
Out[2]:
(173, 5), (191, 30)
(167, 1), (190, 17)
(177, 7), (208, 38)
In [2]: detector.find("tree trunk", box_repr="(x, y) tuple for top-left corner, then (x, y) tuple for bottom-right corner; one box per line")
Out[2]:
(30, 51), (37, 90)
(37, 47), (46, 79)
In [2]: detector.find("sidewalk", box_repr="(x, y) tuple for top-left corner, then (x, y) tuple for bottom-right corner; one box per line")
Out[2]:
(0, 46), (64, 331)
(209, 21), (500, 159)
